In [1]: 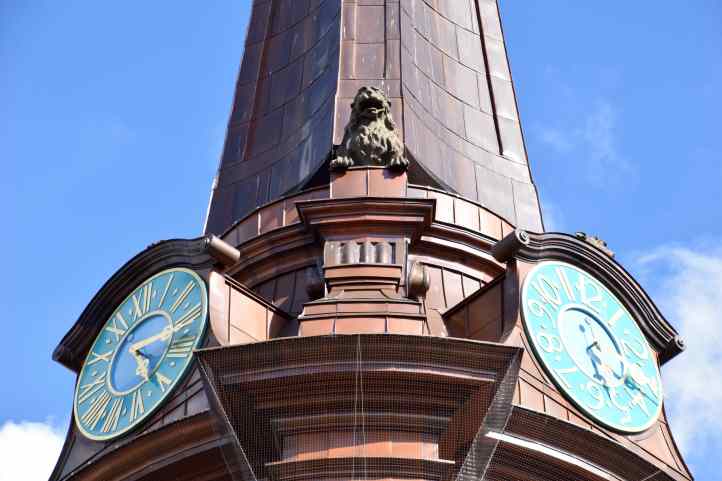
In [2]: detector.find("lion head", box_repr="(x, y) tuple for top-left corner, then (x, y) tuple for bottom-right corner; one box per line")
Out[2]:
(348, 86), (396, 131)
(330, 85), (407, 171)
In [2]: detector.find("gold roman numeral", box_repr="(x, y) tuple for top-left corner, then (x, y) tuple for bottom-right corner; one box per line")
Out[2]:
(144, 281), (152, 313)
(157, 273), (174, 309)
(169, 281), (194, 314)
(87, 350), (113, 366)
(78, 374), (106, 404)
(155, 372), (172, 393)
(101, 398), (124, 433)
(167, 336), (195, 358)
(132, 283), (153, 318)
(81, 391), (111, 430)
(174, 303), (201, 331)
(130, 390), (145, 422)
(105, 313), (128, 341)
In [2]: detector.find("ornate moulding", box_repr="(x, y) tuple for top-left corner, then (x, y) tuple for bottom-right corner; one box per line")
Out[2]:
(53, 237), (215, 372)
(493, 230), (684, 364)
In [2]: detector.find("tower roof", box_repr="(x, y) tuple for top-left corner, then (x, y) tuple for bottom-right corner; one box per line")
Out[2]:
(205, 0), (542, 235)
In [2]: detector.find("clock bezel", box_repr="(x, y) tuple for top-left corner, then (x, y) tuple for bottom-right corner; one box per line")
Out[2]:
(521, 260), (664, 434)
(72, 267), (208, 441)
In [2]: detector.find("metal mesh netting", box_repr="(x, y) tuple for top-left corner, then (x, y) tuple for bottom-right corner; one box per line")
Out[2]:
(498, 407), (679, 481)
(197, 334), (521, 481)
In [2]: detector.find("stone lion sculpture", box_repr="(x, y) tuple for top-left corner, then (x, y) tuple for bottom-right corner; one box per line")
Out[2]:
(330, 86), (408, 171)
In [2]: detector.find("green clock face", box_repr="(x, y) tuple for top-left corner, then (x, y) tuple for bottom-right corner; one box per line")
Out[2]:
(73, 267), (208, 441)
(521, 261), (663, 433)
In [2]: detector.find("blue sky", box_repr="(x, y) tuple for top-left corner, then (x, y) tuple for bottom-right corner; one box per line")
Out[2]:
(2, 1), (720, 480)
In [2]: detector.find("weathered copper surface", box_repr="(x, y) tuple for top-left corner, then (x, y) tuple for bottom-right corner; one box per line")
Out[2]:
(206, 0), (342, 235)
(205, 0), (542, 235)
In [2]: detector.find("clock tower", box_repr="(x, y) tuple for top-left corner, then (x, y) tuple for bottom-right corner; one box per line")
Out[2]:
(50, 2), (693, 481)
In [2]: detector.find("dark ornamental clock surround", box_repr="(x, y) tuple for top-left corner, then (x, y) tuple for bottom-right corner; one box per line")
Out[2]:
(49, 2), (693, 481)
(72, 267), (208, 441)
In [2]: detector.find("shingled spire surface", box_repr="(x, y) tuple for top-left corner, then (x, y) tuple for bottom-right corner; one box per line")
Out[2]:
(205, 0), (542, 235)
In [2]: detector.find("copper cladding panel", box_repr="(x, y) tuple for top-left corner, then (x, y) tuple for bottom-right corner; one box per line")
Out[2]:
(399, 0), (541, 231)
(206, 0), (342, 234)
(206, 0), (542, 235)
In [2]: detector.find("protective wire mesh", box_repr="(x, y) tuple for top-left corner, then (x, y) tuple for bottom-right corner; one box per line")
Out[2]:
(455, 349), (520, 481)
(199, 360), (258, 481)
(197, 334), (521, 481)
(496, 407), (679, 481)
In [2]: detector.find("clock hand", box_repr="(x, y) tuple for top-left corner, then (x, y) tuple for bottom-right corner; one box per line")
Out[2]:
(608, 350), (660, 399)
(129, 327), (174, 354)
(592, 357), (616, 386)
(585, 317), (636, 387)
(131, 350), (150, 381)
(583, 317), (614, 384)
(128, 326), (177, 381)
(128, 320), (192, 381)
(128, 318), (190, 355)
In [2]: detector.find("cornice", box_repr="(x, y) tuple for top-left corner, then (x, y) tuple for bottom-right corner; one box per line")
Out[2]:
(53, 237), (214, 372)
(296, 197), (436, 238)
(510, 231), (684, 364)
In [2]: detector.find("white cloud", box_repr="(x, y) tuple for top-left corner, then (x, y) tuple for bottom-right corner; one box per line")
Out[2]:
(580, 101), (634, 186)
(635, 246), (722, 457)
(537, 127), (573, 154)
(536, 100), (634, 188)
(0, 420), (65, 481)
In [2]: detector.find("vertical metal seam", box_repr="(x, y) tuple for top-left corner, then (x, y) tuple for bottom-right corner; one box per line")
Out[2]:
(383, 0), (388, 78)
(334, 1), (354, 145)
(472, 0), (504, 156)
(239, 0), (276, 166)
(397, 1), (406, 146)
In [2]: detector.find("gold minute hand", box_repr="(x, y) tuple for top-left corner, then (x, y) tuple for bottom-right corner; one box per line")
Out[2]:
(129, 327), (173, 354)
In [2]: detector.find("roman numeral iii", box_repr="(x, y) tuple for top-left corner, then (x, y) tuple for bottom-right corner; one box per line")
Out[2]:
(167, 337), (195, 358)
(174, 303), (202, 331)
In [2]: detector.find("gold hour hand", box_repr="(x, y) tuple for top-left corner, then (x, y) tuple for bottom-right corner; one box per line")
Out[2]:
(128, 327), (173, 381)
(131, 350), (150, 381)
